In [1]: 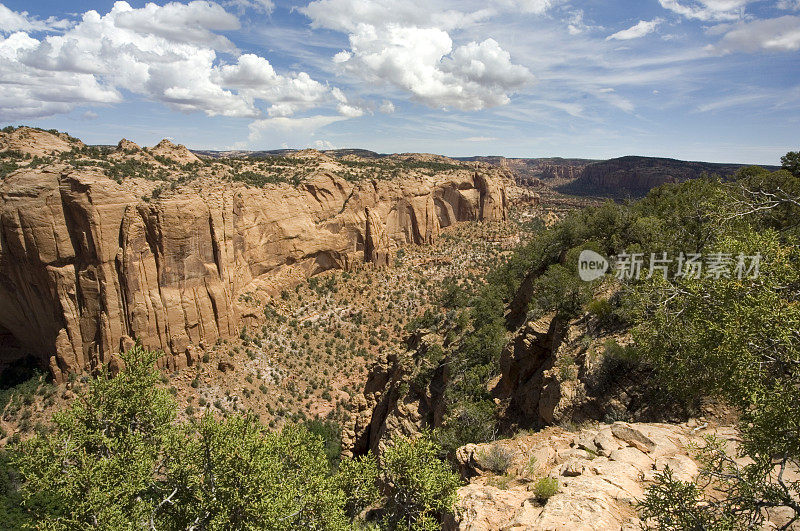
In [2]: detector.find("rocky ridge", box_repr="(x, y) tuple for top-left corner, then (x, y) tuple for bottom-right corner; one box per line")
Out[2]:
(0, 126), (84, 157)
(556, 156), (778, 198)
(146, 138), (201, 164)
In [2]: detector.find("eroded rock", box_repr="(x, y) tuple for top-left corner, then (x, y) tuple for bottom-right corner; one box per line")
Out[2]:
(447, 422), (714, 530)
(0, 154), (507, 380)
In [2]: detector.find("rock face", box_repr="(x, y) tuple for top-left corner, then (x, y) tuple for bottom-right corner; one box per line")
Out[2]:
(364, 207), (392, 267)
(343, 333), (447, 457)
(0, 165), (507, 380)
(494, 313), (686, 431)
(447, 421), (711, 530)
(146, 139), (200, 164)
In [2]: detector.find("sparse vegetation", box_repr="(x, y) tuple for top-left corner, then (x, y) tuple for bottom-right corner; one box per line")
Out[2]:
(532, 477), (559, 501)
(479, 444), (514, 474)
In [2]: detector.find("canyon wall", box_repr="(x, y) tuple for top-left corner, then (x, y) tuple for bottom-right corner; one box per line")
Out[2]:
(0, 167), (506, 380)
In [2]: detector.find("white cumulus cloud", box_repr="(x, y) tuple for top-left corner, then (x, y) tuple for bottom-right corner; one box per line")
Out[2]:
(302, 0), (533, 111)
(606, 19), (662, 41)
(0, 1), (338, 120)
(0, 4), (70, 34)
(379, 100), (395, 113)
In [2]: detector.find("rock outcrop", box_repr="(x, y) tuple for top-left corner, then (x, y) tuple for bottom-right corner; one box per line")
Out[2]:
(447, 421), (717, 530)
(146, 139), (200, 164)
(0, 127), (83, 156)
(343, 333), (447, 457)
(346, 309), (686, 461)
(364, 207), (392, 267)
(0, 161), (507, 380)
(117, 138), (141, 152)
(494, 313), (687, 431)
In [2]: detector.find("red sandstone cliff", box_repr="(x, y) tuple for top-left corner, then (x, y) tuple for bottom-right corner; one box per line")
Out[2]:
(0, 140), (507, 380)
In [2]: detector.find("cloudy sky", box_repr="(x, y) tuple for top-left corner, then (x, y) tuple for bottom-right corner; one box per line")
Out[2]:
(1, 1), (798, 163)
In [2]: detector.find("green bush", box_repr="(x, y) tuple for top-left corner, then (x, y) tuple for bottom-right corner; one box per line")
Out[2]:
(381, 431), (462, 530)
(335, 454), (380, 519)
(532, 477), (559, 501)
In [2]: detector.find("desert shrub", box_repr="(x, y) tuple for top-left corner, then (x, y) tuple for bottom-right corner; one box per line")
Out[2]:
(301, 418), (343, 469)
(335, 454), (380, 519)
(532, 477), (559, 501)
(9, 346), (175, 528)
(381, 431), (462, 530)
(159, 415), (348, 529)
(587, 297), (614, 324)
(524, 455), (538, 477)
(639, 466), (737, 530)
(555, 354), (578, 381)
(478, 444), (514, 474)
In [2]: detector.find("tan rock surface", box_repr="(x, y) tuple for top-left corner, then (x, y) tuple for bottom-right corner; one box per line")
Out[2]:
(447, 422), (727, 531)
(146, 139), (200, 164)
(0, 127), (83, 156)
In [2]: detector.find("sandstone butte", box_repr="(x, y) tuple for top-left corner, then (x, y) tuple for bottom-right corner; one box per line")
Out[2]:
(0, 128), (509, 382)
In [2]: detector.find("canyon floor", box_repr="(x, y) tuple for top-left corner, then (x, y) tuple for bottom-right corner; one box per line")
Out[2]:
(0, 198), (542, 444)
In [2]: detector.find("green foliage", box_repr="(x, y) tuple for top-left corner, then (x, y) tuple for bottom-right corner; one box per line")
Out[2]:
(638, 467), (728, 530)
(302, 418), (344, 469)
(335, 454), (381, 519)
(781, 150), (800, 177)
(159, 415), (348, 529)
(105, 158), (160, 181)
(0, 347), (461, 529)
(435, 399), (497, 458)
(0, 160), (20, 179)
(631, 164), (800, 527)
(532, 477), (559, 501)
(438, 278), (470, 309)
(11, 346), (174, 529)
(381, 431), (462, 530)
(530, 263), (592, 319)
(587, 297), (615, 325)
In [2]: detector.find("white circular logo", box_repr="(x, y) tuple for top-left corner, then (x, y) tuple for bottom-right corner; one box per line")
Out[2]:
(578, 250), (609, 281)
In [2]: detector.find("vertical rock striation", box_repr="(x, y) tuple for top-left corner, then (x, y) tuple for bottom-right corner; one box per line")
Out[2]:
(0, 166), (507, 379)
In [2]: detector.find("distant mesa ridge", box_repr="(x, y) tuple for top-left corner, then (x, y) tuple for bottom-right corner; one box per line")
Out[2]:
(462, 155), (778, 198)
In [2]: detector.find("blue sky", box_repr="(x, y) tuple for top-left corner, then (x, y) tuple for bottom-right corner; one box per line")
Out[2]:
(1, 0), (798, 164)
